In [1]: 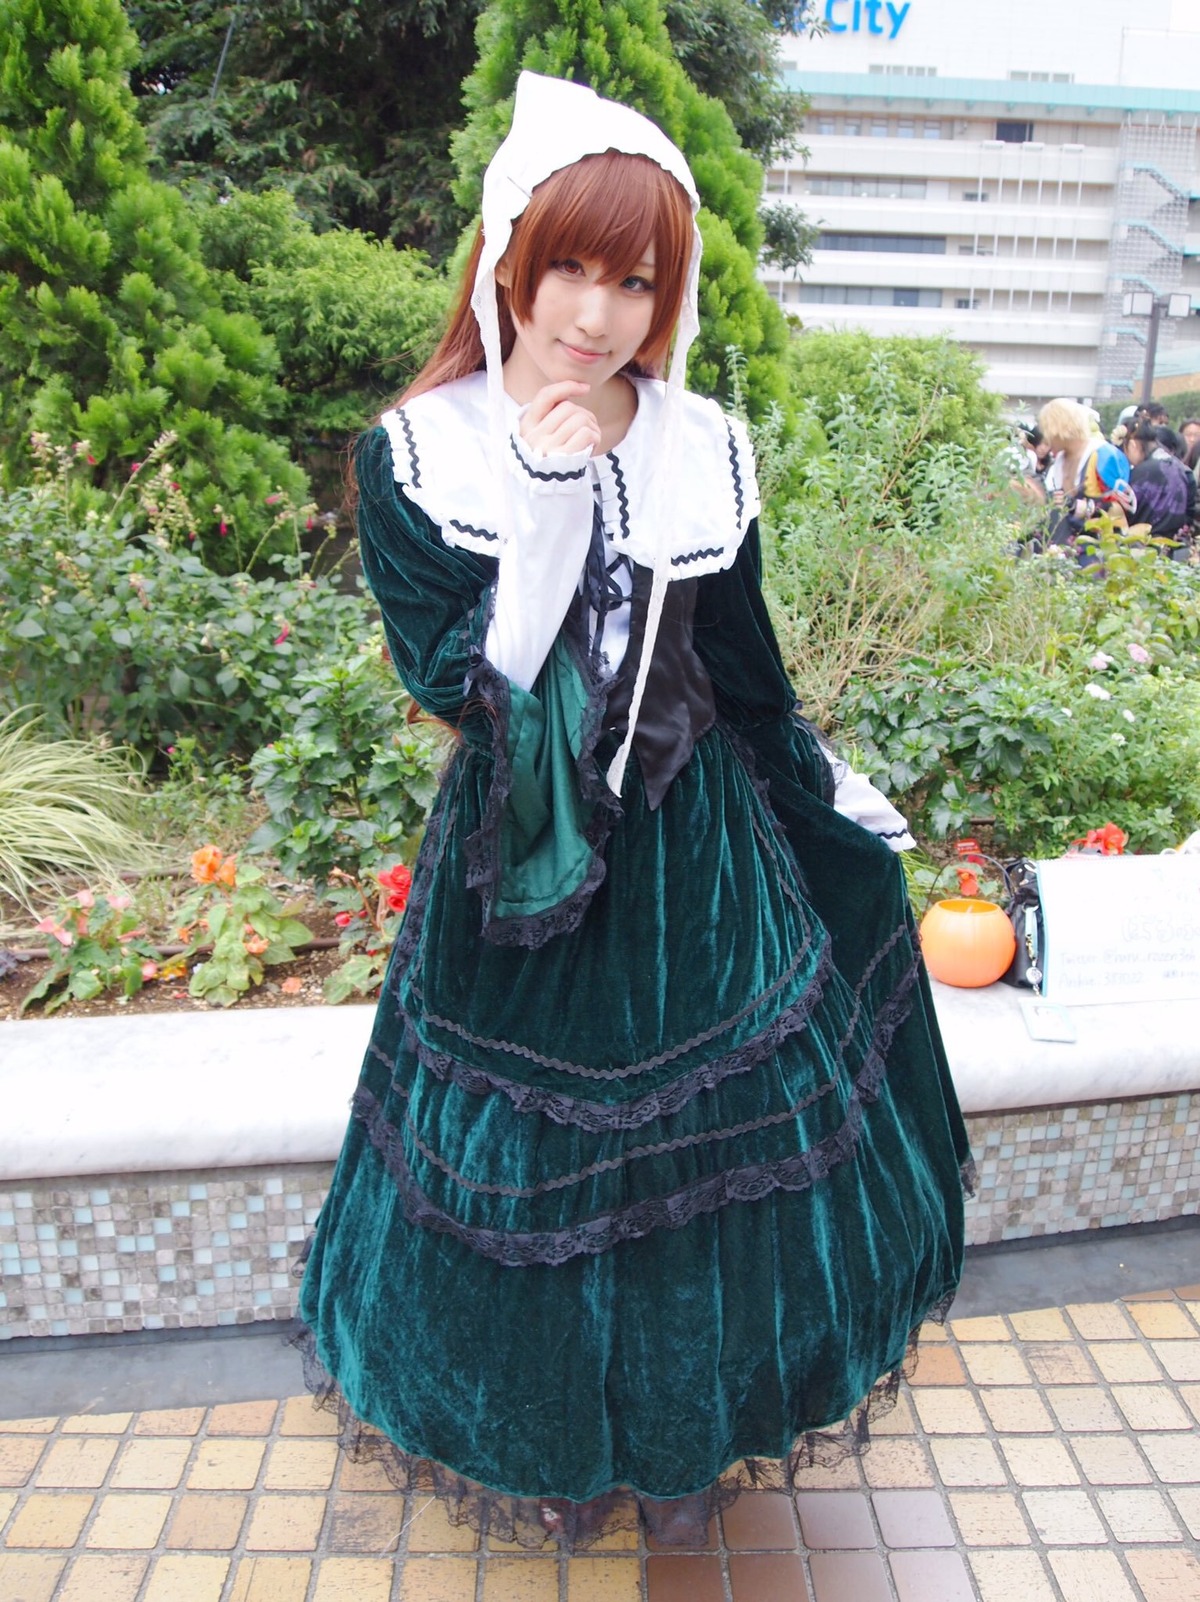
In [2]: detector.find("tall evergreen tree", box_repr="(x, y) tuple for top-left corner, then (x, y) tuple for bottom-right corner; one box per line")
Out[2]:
(452, 0), (795, 415)
(0, 0), (306, 566)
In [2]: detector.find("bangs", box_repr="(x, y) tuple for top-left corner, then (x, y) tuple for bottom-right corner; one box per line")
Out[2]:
(503, 150), (693, 374)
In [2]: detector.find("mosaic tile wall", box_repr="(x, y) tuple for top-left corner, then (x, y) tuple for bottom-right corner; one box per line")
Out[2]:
(2, 1093), (1197, 1339)
(963, 1091), (1200, 1245)
(0, 1165), (328, 1341)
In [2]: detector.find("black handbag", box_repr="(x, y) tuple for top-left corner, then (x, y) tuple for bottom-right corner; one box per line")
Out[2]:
(1000, 858), (1043, 990)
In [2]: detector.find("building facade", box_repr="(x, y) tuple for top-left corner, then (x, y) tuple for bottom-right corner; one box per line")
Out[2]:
(771, 1), (1200, 406)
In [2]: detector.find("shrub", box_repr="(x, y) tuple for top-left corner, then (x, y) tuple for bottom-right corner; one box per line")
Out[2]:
(247, 650), (446, 887)
(0, 438), (367, 759)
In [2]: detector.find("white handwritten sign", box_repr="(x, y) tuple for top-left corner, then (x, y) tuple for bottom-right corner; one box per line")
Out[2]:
(1037, 855), (1200, 1005)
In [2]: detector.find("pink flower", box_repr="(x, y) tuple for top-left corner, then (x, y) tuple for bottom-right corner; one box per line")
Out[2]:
(1089, 651), (1113, 671)
(265, 493), (282, 505)
(74, 889), (95, 910)
(87, 454), (97, 465)
(334, 911), (353, 927)
(1127, 642), (1151, 664)
(273, 622), (290, 646)
(141, 960), (159, 982)
(36, 918), (74, 948)
(130, 461), (142, 475)
(108, 894), (132, 911)
(218, 520), (228, 536)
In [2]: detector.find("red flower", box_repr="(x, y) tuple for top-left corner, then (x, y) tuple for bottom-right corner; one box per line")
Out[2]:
(265, 492), (282, 505)
(218, 520), (228, 536)
(1073, 822), (1128, 856)
(274, 622), (290, 646)
(954, 866), (980, 897)
(377, 863), (413, 913)
(334, 911), (353, 928)
(130, 461), (142, 475)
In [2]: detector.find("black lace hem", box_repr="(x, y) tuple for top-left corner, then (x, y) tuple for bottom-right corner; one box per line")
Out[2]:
(461, 630), (623, 952)
(382, 938), (834, 1132)
(287, 1296), (956, 1552)
(352, 954), (921, 1267)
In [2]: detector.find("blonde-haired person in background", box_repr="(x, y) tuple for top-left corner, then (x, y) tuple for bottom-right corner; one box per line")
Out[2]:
(1038, 396), (1134, 558)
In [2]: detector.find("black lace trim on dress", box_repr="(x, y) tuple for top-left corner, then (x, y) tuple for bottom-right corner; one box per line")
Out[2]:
(457, 619), (623, 950)
(726, 420), (745, 527)
(509, 434), (589, 482)
(604, 450), (631, 540)
(396, 409), (420, 488)
(414, 913), (820, 1081)
(671, 546), (725, 567)
(288, 1298), (955, 1551)
(352, 953), (921, 1268)
(380, 940), (834, 1133)
(448, 516), (499, 543)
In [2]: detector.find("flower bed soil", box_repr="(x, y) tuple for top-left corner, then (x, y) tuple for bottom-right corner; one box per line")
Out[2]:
(0, 901), (351, 1022)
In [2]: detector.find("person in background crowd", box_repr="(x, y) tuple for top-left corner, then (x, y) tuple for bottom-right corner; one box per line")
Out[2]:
(1125, 422), (1192, 556)
(1012, 423), (1050, 502)
(1137, 401), (1170, 427)
(1038, 397), (1134, 559)
(1179, 417), (1200, 456)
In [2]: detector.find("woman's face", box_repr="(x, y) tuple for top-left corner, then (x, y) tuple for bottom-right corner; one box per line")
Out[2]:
(501, 252), (657, 403)
(1126, 436), (1146, 465)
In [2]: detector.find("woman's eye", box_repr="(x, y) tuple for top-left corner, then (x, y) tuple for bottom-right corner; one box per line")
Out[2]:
(623, 275), (655, 294)
(552, 259), (584, 276)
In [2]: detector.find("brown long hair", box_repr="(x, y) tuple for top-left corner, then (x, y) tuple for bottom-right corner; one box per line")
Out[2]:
(400, 150), (694, 406)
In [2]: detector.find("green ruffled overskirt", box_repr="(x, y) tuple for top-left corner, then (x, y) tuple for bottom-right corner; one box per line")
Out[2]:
(298, 722), (967, 1503)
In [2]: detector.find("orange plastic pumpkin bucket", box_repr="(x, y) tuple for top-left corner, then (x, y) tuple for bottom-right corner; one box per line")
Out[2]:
(919, 898), (1017, 988)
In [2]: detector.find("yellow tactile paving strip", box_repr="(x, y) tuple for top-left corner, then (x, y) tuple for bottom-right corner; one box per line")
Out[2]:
(1, 1291), (1198, 1601)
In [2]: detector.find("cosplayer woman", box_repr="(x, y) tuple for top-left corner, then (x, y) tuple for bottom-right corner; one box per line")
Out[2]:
(297, 72), (971, 1547)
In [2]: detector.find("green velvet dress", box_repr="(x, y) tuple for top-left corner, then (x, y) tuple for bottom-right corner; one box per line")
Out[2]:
(296, 425), (971, 1545)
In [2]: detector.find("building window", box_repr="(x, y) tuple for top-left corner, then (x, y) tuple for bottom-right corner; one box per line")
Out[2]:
(996, 120), (1034, 143)
(897, 119), (915, 138)
(765, 170), (789, 194)
(958, 243), (994, 255)
(809, 176), (927, 199)
(963, 190), (990, 202)
(922, 120), (943, 139)
(869, 119), (889, 137)
(798, 286), (941, 307)
(817, 116), (837, 134)
(1010, 70), (1072, 83)
(954, 297), (980, 309)
(869, 63), (937, 76)
(844, 117), (861, 135)
(817, 233), (947, 254)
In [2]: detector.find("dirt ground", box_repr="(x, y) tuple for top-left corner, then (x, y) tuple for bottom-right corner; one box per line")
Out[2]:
(0, 900), (353, 1023)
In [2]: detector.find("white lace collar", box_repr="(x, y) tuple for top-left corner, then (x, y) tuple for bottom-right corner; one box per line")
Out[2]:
(379, 371), (759, 580)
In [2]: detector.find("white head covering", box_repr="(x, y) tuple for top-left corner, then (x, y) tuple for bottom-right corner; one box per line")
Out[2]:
(472, 71), (704, 795)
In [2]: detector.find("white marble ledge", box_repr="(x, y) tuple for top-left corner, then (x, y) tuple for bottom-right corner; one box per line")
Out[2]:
(1, 987), (1199, 1183)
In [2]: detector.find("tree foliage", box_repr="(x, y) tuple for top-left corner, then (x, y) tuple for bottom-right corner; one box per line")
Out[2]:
(0, 0), (306, 565)
(129, 0), (483, 263)
(453, 0), (796, 415)
(195, 188), (451, 443)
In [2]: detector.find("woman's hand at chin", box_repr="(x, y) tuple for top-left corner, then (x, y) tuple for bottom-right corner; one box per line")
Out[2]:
(521, 380), (602, 458)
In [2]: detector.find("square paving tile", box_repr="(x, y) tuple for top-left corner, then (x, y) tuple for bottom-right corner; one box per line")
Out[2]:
(0, 1553), (66, 1602)
(721, 1493), (797, 1550)
(1126, 1302), (1197, 1340)
(243, 1493), (327, 1551)
(4, 1492), (93, 1549)
(1124, 1547), (1200, 1601)
(862, 1440), (935, 1488)
(948, 1491), (1031, 1547)
(324, 1491), (405, 1553)
(978, 1388), (1054, 1433)
(795, 1491), (876, 1549)
(930, 1439), (1007, 1487)
(808, 1549), (894, 1602)
(998, 1436), (1080, 1487)
(959, 1344), (1034, 1387)
(166, 1493), (248, 1550)
(1110, 1385), (1194, 1432)
(396, 1555), (478, 1601)
(872, 1489), (956, 1548)
(968, 1548), (1058, 1602)
(34, 1436), (119, 1488)
(1069, 1436), (1153, 1487)
(86, 1492), (172, 1550)
(1088, 1343), (1164, 1384)
(0, 1442), (48, 1492)
(57, 1554), (148, 1602)
(1022, 1490), (1109, 1545)
(141, 1553), (231, 1602)
(565, 1555), (643, 1600)
(227, 1556), (312, 1602)
(1046, 1547), (1139, 1602)
(728, 1552), (809, 1600)
(1023, 1344), (1098, 1386)
(111, 1438), (193, 1489)
(1095, 1488), (1183, 1544)
(645, 1553), (726, 1602)
(312, 1556), (395, 1600)
(1150, 1341), (1200, 1382)
(890, 1548), (976, 1601)
(1137, 1432), (1200, 1483)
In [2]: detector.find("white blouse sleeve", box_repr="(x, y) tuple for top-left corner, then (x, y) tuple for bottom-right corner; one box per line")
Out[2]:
(821, 744), (917, 853)
(485, 432), (595, 692)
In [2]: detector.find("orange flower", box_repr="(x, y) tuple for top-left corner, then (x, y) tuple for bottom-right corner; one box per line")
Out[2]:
(216, 855), (238, 888)
(280, 976), (303, 995)
(244, 933), (269, 956)
(377, 863), (413, 914)
(1073, 822), (1128, 856)
(191, 845), (223, 883)
(954, 866), (980, 897)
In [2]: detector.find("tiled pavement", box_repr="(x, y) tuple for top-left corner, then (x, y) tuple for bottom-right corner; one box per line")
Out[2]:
(2, 1291), (1199, 1602)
